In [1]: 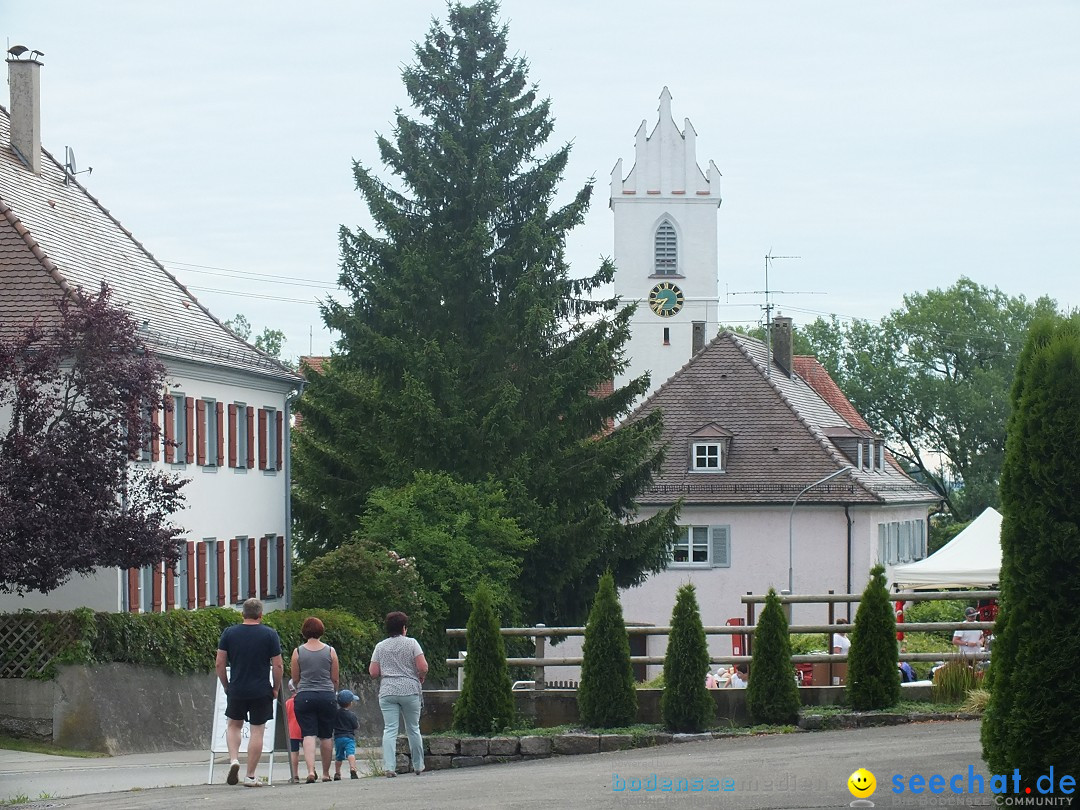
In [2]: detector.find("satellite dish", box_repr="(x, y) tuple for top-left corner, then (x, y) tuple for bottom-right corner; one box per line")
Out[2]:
(64, 146), (92, 185)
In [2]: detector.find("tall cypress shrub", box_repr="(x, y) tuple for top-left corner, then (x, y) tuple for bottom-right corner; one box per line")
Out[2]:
(847, 564), (900, 710)
(661, 584), (714, 732)
(578, 571), (638, 728)
(453, 583), (515, 734)
(983, 315), (1080, 793)
(747, 588), (801, 725)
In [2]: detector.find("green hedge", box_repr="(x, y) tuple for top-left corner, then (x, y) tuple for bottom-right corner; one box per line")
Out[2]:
(3, 607), (378, 681)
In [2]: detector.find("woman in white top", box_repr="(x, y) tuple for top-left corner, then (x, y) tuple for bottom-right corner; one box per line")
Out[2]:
(832, 617), (851, 655)
(369, 611), (428, 777)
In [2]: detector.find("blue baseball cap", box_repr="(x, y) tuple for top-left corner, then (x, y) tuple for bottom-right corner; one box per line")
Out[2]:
(337, 689), (356, 705)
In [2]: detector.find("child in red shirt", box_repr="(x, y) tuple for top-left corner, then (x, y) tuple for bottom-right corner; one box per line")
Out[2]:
(285, 679), (303, 783)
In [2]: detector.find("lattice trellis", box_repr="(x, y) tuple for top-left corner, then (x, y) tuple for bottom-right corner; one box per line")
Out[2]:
(0, 613), (85, 678)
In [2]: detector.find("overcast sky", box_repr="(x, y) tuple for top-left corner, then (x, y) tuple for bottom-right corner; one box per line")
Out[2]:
(5, 1), (1079, 359)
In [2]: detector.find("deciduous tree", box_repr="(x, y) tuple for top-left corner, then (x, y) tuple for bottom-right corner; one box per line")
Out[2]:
(0, 286), (187, 594)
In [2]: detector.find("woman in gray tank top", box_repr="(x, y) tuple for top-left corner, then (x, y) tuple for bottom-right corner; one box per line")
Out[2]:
(291, 616), (339, 783)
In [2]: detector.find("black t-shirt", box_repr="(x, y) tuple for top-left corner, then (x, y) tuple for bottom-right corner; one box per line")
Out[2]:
(333, 707), (359, 738)
(218, 623), (282, 699)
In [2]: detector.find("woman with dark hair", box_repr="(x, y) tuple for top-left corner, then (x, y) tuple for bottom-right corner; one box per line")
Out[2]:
(291, 616), (339, 783)
(369, 611), (428, 777)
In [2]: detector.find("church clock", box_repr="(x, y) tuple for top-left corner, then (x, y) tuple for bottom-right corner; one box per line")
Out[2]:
(648, 282), (684, 317)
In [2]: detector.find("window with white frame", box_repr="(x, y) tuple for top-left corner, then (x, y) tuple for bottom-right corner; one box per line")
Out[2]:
(692, 442), (723, 471)
(654, 220), (678, 275)
(670, 525), (731, 567)
(877, 520), (927, 565)
(262, 407), (277, 471)
(205, 539), (219, 606)
(201, 398), (217, 467)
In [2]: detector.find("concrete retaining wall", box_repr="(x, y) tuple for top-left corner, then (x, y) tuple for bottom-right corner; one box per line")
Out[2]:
(0, 677), (56, 740)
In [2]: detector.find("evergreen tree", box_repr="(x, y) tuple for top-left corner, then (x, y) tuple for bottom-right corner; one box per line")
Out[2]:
(292, 0), (676, 626)
(578, 571), (638, 728)
(660, 584), (714, 733)
(846, 564), (900, 710)
(453, 582), (515, 734)
(983, 315), (1080, 793)
(746, 588), (801, 725)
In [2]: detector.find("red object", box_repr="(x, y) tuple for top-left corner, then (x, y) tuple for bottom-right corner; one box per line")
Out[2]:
(895, 600), (906, 641)
(795, 662), (813, 686)
(727, 618), (746, 657)
(976, 599), (998, 623)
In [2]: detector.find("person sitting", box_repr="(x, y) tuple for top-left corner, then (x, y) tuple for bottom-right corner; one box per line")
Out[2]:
(727, 664), (749, 688)
(831, 617), (851, 656)
(952, 607), (984, 655)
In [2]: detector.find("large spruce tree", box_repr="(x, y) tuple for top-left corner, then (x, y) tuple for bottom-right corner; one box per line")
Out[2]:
(293, 1), (675, 625)
(982, 314), (1080, 792)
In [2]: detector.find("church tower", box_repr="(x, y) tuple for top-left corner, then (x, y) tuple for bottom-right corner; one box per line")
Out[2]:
(611, 88), (721, 401)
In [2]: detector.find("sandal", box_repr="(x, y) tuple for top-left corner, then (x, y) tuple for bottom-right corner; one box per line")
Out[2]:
(383, 770), (397, 778)
(322, 776), (333, 782)
(305, 774), (317, 784)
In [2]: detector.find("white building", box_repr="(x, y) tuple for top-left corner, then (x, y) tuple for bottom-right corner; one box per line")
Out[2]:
(611, 87), (722, 402)
(0, 53), (302, 613)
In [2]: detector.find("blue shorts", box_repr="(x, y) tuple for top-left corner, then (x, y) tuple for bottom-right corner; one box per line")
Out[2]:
(334, 737), (356, 761)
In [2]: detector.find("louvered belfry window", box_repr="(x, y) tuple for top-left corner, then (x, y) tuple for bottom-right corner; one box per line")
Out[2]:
(655, 220), (677, 274)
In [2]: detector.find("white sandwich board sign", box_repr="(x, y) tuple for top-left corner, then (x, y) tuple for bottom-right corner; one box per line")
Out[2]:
(207, 667), (277, 784)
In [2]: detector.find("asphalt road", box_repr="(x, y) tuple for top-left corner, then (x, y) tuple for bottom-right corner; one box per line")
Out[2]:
(2, 720), (1005, 810)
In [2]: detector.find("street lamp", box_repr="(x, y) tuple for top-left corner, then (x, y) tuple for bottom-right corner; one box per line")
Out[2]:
(788, 466), (855, 602)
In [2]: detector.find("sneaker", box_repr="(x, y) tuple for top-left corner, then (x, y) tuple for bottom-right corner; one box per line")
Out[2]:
(350, 770), (359, 780)
(333, 773), (341, 781)
(226, 761), (240, 786)
(243, 776), (263, 788)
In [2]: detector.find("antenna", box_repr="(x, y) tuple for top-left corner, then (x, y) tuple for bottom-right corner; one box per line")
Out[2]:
(64, 146), (93, 186)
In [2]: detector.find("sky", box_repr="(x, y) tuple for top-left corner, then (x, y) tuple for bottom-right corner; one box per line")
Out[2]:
(4, 1), (1079, 360)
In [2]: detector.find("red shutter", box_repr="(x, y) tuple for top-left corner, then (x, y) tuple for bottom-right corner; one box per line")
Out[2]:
(186, 542), (196, 609)
(246, 407), (255, 469)
(259, 536), (269, 597)
(127, 568), (140, 613)
(216, 402), (225, 466)
(196, 542), (207, 608)
(229, 539), (240, 603)
(165, 566), (176, 611)
(163, 394), (175, 463)
(195, 400), (206, 466)
(184, 397), (195, 464)
(258, 409), (268, 470)
(276, 535), (286, 597)
(151, 405), (161, 462)
(152, 563), (163, 612)
(276, 411), (284, 471)
(227, 404), (237, 468)
(247, 537), (257, 598)
(216, 542), (226, 605)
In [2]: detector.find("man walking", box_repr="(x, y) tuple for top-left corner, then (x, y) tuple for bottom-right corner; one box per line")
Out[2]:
(216, 598), (283, 787)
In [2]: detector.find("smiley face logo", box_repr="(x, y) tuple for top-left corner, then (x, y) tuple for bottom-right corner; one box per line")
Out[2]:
(847, 768), (876, 798)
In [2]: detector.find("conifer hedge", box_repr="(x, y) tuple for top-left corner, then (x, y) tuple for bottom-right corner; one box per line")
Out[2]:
(578, 571), (638, 728)
(846, 564), (900, 710)
(660, 584), (714, 733)
(746, 588), (801, 725)
(453, 583), (515, 734)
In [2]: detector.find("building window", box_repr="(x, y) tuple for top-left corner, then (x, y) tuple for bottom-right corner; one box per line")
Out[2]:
(670, 525), (731, 567)
(654, 220), (677, 275)
(692, 443), (723, 471)
(199, 398), (217, 467)
(877, 520), (927, 565)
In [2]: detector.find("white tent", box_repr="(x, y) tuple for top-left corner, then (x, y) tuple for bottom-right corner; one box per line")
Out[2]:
(889, 507), (1002, 589)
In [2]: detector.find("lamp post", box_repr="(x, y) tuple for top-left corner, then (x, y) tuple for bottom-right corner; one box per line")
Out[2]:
(788, 466), (855, 605)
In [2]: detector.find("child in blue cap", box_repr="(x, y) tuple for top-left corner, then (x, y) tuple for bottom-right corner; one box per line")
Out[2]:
(333, 689), (361, 780)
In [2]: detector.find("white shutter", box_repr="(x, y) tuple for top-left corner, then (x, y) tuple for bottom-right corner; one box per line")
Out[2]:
(710, 526), (731, 568)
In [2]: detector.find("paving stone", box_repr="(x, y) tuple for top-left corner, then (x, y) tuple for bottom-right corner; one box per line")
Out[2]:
(519, 736), (553, 756)
(427, 737), (459, 755)
(552, 733), (600, 755)
(599, 734), (633, 752)
(458, 738), (490, 756)
(452, 755), (486, 768)
(487, 736), (520, 756)
(484, 754), (523, 765)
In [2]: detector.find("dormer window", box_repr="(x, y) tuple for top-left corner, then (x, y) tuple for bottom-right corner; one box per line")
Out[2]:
(654, 220), (677, 275)
(688, 423), (733, 473)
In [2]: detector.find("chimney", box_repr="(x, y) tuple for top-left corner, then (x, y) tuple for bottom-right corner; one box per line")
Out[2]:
(7, 49), (43, 174)
(692, 321), (705, 355)
(771, 315), (793, 377)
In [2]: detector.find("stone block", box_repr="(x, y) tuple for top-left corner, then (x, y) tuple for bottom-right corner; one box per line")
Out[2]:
(458, 738), (489, 756)
(396, 736), (411, 754)
(487, 736), (520, 756)
(452, 755), (486, 768)
(522, 754), (552, 761)
(856, 713), (909, 727)
(484, 754), (523, 765)
(599, 734), (633, 752)
(552, 733), (599, 755)
(672, 732), (712, 744)
(425, 755), (453, 770)
(427, 737), (459, 755)
(395, 753), (411, 773)
(636, 731), (673, 747)
(799, 714), (824, 730)
(519, 736), (552, 756)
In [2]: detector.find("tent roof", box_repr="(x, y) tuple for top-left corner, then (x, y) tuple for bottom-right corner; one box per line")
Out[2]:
(889, 507), (1002, 589)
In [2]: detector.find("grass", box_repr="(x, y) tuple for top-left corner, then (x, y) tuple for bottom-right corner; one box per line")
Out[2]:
(0, 792), (56, 807)
(0, 735), (107, 758)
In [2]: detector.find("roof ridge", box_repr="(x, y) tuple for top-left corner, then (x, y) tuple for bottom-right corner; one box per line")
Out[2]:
(728, 332), (879, 501)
